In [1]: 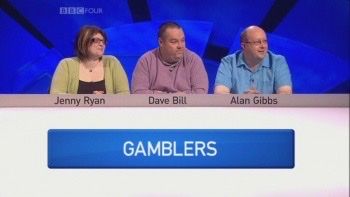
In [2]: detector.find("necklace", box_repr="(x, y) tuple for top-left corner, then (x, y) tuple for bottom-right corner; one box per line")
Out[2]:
(168, 63), (178, 72)
(83, 59), (100, 72)
(159, 55), (180, 72)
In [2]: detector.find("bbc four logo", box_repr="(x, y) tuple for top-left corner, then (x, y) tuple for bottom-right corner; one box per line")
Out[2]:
(59, 7), (102, 15)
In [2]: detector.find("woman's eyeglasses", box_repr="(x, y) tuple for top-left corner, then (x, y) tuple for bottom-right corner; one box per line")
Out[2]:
(90, 38), (106, 44)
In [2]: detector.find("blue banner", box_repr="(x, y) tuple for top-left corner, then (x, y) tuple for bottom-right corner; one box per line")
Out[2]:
(48, 129), (294, 168)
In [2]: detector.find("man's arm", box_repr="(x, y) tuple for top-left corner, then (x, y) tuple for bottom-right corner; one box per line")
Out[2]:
(214, 85), (230, 94)
(214, 56), (233, 94)
(131, 57), (154, 94)
(189, 56), (209, 94)
(277, 85), (292, 94)
(274, 55), (293, 94)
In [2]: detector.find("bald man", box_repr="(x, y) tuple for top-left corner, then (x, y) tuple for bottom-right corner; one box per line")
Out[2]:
(214, 26), (292, 94)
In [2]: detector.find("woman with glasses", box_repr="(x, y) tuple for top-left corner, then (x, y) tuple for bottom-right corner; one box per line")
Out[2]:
(50, 25), (129, 94)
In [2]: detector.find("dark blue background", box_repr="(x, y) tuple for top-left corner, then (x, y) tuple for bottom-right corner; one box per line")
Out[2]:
(1, 0), (349, 93)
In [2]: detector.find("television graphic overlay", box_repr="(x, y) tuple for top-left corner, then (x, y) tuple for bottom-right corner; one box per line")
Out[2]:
(0, 0), (349, 196)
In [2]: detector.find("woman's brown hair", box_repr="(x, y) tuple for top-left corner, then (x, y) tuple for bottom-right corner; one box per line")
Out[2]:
(74, 25), (107, 60)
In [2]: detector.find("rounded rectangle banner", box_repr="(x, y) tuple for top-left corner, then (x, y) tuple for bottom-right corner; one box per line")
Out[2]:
(48, 129), (294, 168)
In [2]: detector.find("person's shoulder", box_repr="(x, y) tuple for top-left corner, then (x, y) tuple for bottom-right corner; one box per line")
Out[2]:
(103, 55), (119, 62)
(137, 49), (158, 64)
(183, 49), (203, 64)
(102, 55), (124, 71)
(221, 50), (241, 62)
(138, 48), (156, 58)
(266, 51), (289, 70)
(184, 48), (198, 56)
(184, 48), (201, 59)
(268, 51), (286, 60)
(60, 57), (79, 63)
(58, 57), (79, 67)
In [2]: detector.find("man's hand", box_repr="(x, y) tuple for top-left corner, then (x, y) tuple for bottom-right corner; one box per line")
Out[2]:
(244, 88), (260, 94)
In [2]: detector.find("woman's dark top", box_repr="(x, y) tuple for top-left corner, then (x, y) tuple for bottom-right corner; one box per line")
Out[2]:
(77, 80), (106, 94)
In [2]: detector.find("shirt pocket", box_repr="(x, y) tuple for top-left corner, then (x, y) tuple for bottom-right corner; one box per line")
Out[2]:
(261, 69), (274, 93)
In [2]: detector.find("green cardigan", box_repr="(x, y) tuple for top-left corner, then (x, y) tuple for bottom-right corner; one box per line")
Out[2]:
(50, 55), (130, 94)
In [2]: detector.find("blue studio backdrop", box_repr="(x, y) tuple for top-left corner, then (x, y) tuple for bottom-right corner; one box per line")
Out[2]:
(0, 0), (349, 93)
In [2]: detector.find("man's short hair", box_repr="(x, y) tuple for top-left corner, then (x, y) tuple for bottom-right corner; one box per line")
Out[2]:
(240, 30), (248, 43)
(158, 21), (183, 39)
(240, 26), (254, 43)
